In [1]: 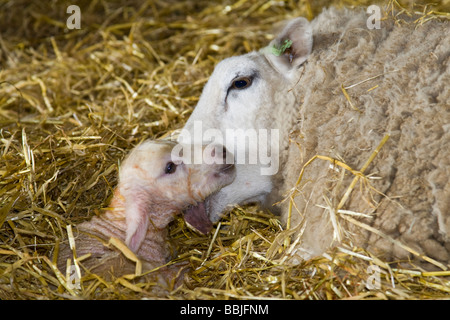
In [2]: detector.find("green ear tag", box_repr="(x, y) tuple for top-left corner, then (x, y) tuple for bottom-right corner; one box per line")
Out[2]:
(271, 39), (293, 56)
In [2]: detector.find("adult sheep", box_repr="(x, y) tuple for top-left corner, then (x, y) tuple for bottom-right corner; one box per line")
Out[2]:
(179, 7), (450, 269)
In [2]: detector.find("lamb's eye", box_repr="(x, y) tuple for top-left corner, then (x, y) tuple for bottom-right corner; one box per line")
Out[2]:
(232, 77), (252, 90)
(165, 162), (177, 174)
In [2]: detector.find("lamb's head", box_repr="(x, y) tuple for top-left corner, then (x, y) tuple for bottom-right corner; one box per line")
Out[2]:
(117, 140), (235, 252)
(178, 17), (313, 227)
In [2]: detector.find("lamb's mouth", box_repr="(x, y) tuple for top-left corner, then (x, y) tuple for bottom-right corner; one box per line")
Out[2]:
(183, 199), (213, 235)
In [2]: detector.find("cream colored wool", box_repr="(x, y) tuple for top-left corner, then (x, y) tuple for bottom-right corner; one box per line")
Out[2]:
(278, 8), (450, 266)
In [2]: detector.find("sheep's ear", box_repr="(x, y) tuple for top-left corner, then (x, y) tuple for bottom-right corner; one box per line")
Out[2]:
(125, 198), (149, 253)
(263, 17), (312, 79)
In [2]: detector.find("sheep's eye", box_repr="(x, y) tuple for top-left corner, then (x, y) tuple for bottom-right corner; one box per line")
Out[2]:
(165, 162), (177, 174)
(231, 77), (252, 90)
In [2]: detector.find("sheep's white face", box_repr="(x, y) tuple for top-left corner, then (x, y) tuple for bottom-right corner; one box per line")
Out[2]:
(184, 54), (280, 133)
(179, 17), (313, 225)
(118, 140), (235, 251)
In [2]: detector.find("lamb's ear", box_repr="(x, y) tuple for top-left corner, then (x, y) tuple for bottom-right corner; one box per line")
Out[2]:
(124, 198), (150, 253)
(263, 17), (312, 79)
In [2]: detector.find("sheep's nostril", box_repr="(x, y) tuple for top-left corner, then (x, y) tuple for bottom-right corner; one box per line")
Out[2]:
(222, 146), (227, 161)
(209, 145), (224, 158)
(210, 145), (229, 162)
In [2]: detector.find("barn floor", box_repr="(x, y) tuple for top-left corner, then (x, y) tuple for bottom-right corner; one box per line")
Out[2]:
(0, 0), (449, 299)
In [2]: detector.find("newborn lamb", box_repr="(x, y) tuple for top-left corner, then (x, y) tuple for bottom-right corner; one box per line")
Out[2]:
(57, 140), (235, 282)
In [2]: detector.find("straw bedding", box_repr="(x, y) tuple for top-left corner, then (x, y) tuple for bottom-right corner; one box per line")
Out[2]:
(0, 0), (449, 299)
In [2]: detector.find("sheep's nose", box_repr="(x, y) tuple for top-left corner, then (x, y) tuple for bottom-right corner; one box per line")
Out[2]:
(220, 145), (229, 163)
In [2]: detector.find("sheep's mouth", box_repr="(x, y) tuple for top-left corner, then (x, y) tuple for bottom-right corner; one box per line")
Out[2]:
(183, 200), (213, 235)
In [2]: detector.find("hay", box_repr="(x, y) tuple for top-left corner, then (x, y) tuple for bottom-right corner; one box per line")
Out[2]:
(1, 0), (449, 299)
